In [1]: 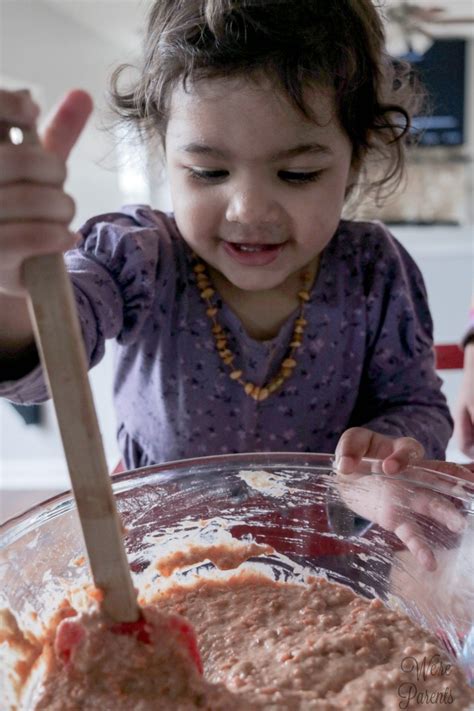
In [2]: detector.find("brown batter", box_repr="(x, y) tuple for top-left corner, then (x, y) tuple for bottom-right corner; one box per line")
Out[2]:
(156, 574), (474, 710)
(5, 572), (473, 710)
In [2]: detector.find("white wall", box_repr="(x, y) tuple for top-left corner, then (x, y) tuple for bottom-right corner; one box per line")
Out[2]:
(392, 226), (473, 463)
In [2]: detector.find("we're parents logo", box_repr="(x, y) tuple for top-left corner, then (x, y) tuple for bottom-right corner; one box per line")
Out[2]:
(398, 654), (454, 708)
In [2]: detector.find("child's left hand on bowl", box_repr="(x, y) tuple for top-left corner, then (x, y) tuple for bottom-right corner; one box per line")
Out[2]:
(335, 426), (427, 475)
(334, 426), (473, 570)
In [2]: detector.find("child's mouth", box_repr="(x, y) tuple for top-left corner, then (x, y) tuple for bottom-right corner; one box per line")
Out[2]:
(223, 241), (286, 266)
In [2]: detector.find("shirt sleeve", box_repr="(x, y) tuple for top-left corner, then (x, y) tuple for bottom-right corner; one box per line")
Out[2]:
(0, 205), (166, 405)
(348, 225), (453, 459)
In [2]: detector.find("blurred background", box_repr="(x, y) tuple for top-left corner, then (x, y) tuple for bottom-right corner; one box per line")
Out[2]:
(0, 0), (473, 520)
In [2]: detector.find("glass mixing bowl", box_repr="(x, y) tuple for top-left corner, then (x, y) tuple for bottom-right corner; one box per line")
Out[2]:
(1, 452), (473, 706)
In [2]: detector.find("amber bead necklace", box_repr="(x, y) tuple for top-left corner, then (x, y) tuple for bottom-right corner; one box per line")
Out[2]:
(193, 258), (312, 401)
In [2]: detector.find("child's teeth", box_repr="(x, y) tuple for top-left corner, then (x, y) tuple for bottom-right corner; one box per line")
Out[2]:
(240, 245), (261, 252)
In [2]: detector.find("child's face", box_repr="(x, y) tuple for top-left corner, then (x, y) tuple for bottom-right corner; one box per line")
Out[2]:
(165, 75), (357, 292)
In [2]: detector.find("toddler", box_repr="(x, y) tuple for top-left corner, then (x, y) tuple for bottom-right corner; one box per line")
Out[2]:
(0, 0), (453, 479)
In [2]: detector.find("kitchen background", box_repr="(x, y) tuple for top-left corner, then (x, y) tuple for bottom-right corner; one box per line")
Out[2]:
(0, 0), (473, 521)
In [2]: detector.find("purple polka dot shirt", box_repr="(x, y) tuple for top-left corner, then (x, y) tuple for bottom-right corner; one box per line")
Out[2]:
(1, 205), (452, 468)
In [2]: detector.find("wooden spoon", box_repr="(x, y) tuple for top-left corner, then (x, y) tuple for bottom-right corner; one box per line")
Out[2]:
(8, 119), (137, 621)
(1, 114), (138, 623)
(23, 255), (202, 669)
(23, 251), (139, 623)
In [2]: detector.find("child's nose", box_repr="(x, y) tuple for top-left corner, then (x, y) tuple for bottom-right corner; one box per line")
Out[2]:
(225, 185), (281, 226)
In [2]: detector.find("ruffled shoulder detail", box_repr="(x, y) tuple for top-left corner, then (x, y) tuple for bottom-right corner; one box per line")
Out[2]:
(66, 205), (184, 348)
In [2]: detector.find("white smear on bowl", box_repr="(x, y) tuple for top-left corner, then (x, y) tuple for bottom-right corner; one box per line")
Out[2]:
(237, 470), (296, 498)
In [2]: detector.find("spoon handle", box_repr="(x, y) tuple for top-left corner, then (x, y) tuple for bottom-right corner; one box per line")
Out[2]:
(23, 243), (138, 621)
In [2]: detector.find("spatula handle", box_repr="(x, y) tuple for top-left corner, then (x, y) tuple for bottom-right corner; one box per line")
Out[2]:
(23, 252), (138, 621)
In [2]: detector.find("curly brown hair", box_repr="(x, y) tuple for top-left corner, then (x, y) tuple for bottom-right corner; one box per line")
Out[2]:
(109, 0), (424, 201)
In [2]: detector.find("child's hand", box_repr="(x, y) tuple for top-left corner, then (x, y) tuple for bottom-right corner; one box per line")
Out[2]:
(335, 459), (473, 571)
(335, 426), (424, 475)
(0, 88), (93, 296)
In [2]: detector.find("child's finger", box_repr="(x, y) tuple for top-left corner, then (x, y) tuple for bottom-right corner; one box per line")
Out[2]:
(0, 89), (40, 129)
(0, 143), (66, 186)
(382, 437), (424, 475)
(42, 89), (93, 161)
(409, 488), (466, 534)
(394, 520), (437, 571)
(0, 184), (75, 223)
(0, 223), (79, 269)
(335, 427), (374, 473)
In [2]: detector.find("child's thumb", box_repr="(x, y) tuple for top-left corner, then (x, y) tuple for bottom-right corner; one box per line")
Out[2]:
(42, 89), (93, 160)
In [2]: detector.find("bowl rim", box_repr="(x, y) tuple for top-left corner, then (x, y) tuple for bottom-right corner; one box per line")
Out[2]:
(1, 451), (472, 544)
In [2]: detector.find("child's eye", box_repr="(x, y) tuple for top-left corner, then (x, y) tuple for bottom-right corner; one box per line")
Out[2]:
(278, 170), (323, 184)
(186, 168), (228, 182)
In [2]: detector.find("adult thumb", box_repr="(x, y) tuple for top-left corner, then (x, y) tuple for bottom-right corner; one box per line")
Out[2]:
(42, 89), (93, 160)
